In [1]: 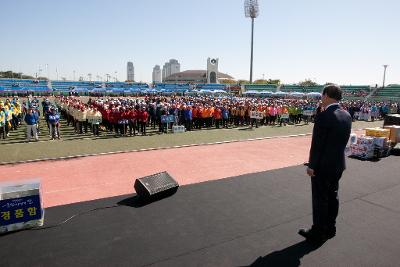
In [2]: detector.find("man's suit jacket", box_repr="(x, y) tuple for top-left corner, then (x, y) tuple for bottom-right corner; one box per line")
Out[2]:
(309, 104), (352, 175)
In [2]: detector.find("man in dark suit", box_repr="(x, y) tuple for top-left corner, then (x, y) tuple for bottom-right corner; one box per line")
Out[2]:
(299, 84), (352, 243)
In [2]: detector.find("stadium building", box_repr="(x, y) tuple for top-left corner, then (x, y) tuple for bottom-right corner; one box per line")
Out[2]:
(163, 58), (234, 83)
(163, 70), (233, 83)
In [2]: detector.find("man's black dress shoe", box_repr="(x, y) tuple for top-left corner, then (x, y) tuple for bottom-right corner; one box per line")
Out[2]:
(325, 229), (336, 239)
(298, 228), (328, 243)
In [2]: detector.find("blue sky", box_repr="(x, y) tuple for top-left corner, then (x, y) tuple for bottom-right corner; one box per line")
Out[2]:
(1, 0), (399, 85)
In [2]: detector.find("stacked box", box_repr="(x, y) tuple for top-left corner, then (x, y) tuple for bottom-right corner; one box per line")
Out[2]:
(350, 143), (374, 159)
(365, 128), (390, 139)
(172, 125), (185, 133)
(357, 136), (374, 146)
(373, 137), (389, 149)
(383, 125), (400, 144)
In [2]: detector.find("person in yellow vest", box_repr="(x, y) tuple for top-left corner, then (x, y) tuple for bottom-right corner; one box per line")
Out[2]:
(14, 102), (22, 128)
(280, 105), (289, 126)
(4, 105), (13, 137)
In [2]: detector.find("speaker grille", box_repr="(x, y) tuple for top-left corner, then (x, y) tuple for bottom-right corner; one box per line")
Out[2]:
(134, 172), (179, 198)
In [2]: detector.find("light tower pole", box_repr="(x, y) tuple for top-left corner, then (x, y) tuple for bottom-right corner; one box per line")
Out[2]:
(244, 0), (259, 84)
(382, 65), (388, 88)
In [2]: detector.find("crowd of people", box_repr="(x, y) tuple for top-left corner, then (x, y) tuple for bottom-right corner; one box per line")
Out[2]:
(343, 90), (369, 97)
(54, 95), (321, 137)
(0, 98), (22, 139)
(54, 95), (400, 137)
(0, 97), (61, 141)
(1, 95), (399, 142)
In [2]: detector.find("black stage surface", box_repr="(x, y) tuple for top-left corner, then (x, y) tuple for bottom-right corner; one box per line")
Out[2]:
(1, 156), (400, 267)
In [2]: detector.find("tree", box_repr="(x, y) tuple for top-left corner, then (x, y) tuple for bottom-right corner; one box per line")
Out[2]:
(237, 79), (250, 84)
(219, 79), (237, 84)
(298, 79), (318, 87)
(0, 70), (34, 79)
(254, 79), (280, 85)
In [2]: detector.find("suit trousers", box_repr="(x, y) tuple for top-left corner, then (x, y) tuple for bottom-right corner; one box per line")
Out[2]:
(311, 170), (342, 232)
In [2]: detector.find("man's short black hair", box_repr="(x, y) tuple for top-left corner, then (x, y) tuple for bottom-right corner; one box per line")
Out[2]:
(322, 84), (342, 101)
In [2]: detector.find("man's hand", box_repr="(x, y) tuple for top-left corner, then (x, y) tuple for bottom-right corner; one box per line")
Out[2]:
(306, 167), (315, 177)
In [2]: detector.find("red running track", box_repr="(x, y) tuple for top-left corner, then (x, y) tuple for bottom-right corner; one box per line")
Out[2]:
(0, 135), (313, 207)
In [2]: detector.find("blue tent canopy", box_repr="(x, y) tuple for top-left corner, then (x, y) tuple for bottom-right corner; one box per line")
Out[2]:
(272, 91), (287, 96)
(290, 92), (305, 97)
(243, 90), (259, 94)
(307, 92), (322, 98)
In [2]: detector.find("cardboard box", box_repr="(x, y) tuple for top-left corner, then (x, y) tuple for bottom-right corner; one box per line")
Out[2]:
(0, 179), (44, 233)
(384, 125), (400, 144)
(365, 128), (390, 139)
(373, 137), (388, 148)
(350, 143), (374, 159)
(172, 125), (185, 133)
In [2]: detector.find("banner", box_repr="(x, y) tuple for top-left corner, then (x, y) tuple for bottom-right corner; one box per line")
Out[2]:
(118, 119), (129, 125)
(303, 110), (314, 116)
(281, 113), (289, 119)
(87, 116), (102, 124)
(250, 111), (264, 120)
(161, 115), (175, 124)
(0, 195), (42, 226)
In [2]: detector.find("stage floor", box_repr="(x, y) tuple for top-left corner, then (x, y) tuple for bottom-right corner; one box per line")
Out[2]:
(1, 156), (400, 267)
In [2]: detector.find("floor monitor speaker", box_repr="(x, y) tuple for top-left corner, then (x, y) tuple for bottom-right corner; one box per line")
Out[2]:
(134, 172), (179, 199)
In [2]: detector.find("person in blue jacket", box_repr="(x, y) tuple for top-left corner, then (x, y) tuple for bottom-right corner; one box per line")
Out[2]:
(48, 106), (60, 140)
(24, 106), (39, 141)
(184, 105), (192, 131)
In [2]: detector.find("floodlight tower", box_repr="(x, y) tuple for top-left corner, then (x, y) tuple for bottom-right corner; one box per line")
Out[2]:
(244, 0), (259, 83)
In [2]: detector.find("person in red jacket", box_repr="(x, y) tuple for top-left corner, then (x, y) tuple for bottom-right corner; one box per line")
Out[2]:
(110, 107), (121, 136)
(102, 107), (112, 132)
(120, 107), (130, 136)
(128, 106), (137, 136)
(137, 106), (148, 135)
(213, 106), (222, 129)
